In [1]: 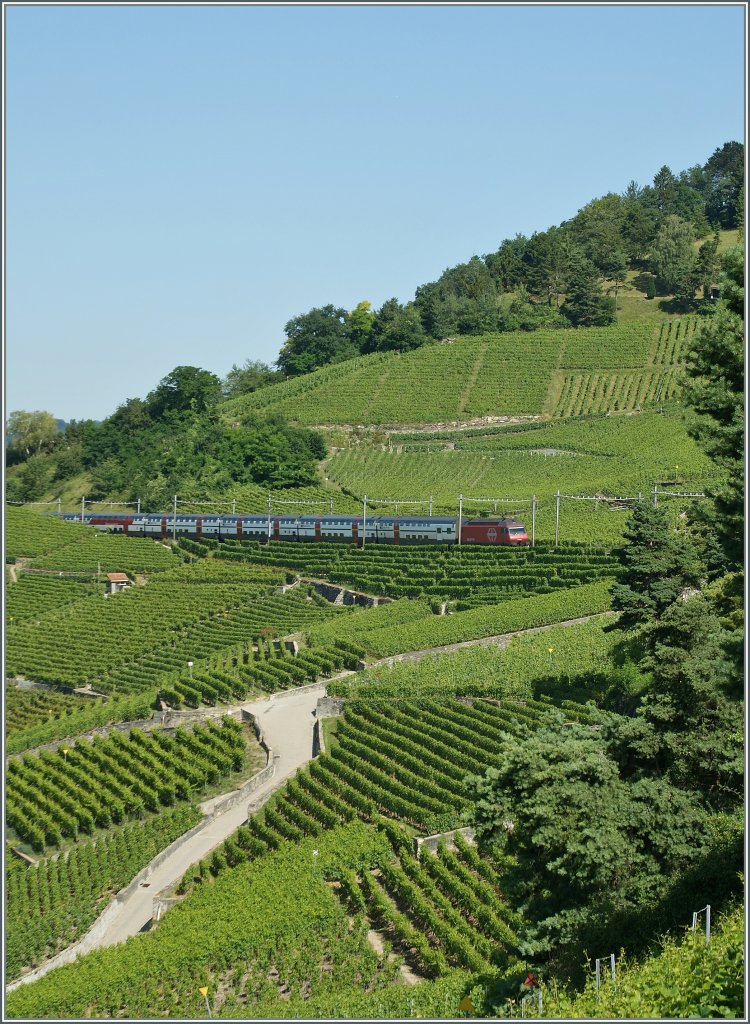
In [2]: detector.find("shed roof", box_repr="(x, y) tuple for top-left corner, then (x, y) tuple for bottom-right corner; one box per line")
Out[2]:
(106, 573), (130, 582)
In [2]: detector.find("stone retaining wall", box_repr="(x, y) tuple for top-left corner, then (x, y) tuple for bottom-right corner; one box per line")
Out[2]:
(414, 826), (475, 858)
(310, 581), (390, 608)
(6, 866), (155, 993)
(152, 896), (184, 923)
(316, 696), (345, 718)
(200, 750), (276, 818)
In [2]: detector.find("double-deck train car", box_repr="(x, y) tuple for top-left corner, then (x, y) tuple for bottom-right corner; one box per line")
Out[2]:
(56, 511), (529, 545)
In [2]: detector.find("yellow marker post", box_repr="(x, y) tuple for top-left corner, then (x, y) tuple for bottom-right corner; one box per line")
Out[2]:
(458, 995), (475, 1013)
(62, 747), (69, 762)
(198, 987), (211, 1018)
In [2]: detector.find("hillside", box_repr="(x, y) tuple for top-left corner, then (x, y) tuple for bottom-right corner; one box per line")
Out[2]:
(222, 318), (693, 428)
(4, 238), (743, 1019)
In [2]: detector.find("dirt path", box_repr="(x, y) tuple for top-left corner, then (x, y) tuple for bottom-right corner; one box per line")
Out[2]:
(315, 414), (541, 434)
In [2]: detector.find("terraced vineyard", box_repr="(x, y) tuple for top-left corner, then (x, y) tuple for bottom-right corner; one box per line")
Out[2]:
(176, 482), (361, 516)
(552, 367), (684, 417)
(341, 831), (520, 977)
(4, 301), (734, 1021)
(326, 616), (621, 703)
(5, 582), (344, 692)
(181, 693), (594, 893)
(5, 506), (92, 560)
(222, 319), (695, 426)
(5, 684), (101, 736)
(324, 409), (718, 545)
(6, 804), (201, 981)
(6, 718), (247, 852)
(6, 574), (103, 623)
(28, 531), (179, 575)
(189, 536), (619, 607)
(155, 636), (363, 710)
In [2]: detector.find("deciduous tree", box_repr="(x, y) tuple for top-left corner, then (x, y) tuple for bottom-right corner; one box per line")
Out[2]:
(277, 305), (356, 377)
(6, 410), (58, 459)
(650, 215), (696, 296)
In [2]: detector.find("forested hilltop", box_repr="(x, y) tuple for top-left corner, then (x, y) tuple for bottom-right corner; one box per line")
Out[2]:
(273, 141), (743, 376)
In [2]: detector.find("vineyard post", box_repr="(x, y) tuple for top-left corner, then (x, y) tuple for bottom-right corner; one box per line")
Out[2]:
(267, 494), (272, 542)
(595, 954), (616, 995)
(458, 494), (463, 545)
(81, 495), (85, 522)
(362, 494), (367, 548)
(653, 485), (658, 508)
(172, 495), (177, 542)
(137, 498), (141, 513)
(555, 491), (561, 547)
(532, 495), (536, 547)
(57, 497), (61, 514)
(691, 904), (711, 944)
(330, 498), (334, 513)
(429, 495), (433, 515)
(232, 499), (236, 515)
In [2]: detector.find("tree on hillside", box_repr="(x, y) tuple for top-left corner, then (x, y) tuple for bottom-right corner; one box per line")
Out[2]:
(14, 452), (53, 501)
(521, 229), (579, 308)
(485, 234), (529, 291)
(467, 715), (706, 956)
(569, 194), (626, 275)
(346, 300), (375, 352)
(650, 215), (696, 297)
(601, 249), (629, 304)
(414, 257), (501, 337)
(276, 305), (356, 377)
(653, 165), (678, 214)
(683, 244), (744, 568)
(609, 502), (702, 632)
(146, 366), (222, 418)
(621, 188), (659, 262)
(560, 260), (616, 326)
(735, 185), (743, 240)
(652, 165), (706, 231)
(223, 360), (280, 397)
(695, 230), (721, 300)
(702, 141), (744, 229)
(365, 298), (427, 352)
(6, 410), (58, 460)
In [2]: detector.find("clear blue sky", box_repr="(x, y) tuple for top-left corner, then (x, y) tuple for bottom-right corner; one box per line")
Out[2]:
(5, 3), (745, 422)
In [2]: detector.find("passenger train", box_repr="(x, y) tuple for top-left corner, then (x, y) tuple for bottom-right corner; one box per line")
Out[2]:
(55, 511), (530, 546)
